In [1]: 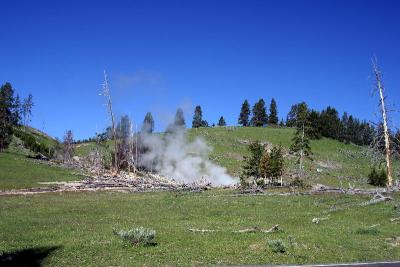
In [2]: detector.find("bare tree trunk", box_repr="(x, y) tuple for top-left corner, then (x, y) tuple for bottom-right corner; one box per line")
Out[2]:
(102, 71), (119, 174)
(372, 58), (393, 188)
(299, 123), (305, 173)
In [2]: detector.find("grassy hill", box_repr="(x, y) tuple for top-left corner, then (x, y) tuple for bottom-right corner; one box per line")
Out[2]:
(0, 126), (82, 190)
(76, 126), (398, 188)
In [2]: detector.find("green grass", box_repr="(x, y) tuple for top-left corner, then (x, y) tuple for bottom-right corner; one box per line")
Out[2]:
(1, 190), (399, 266)
(0, 152), (82, 190)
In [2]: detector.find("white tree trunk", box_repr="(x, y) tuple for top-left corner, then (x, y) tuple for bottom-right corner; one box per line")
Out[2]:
(372, 59), (393, 188)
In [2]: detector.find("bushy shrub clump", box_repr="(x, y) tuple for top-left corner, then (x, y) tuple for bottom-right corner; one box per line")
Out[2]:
(268, 239), (286, 253)
(368, 167), (387, 187)
(113, 227), (156, 246)
(355, 226), (380, 235)
(14, 129), (54, 158)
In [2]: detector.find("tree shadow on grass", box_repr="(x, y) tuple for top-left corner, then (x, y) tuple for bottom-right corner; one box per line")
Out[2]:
(0, 246), (61, 267)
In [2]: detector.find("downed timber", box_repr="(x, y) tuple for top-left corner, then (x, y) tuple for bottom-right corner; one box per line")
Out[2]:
(312, 216), (330, 224)
(188, 229), (216, 233)
(233, 224), (279, 234)
(360, 193), (392, 206)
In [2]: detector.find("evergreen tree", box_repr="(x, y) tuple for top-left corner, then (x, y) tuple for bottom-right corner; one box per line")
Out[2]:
(308, 109), (322, 139)
(394, 130), (400, 155)
(238, 100), (250, 126)
(241, 141), (264, 178)
(142, 112), (154, 133)
(286, 102), (309, 127)
(192, 105), (203, 128)
(259, 146), (284, 184)
(290, 123), (312, 173)
(279, 119), (285, 127)
(0, 83), (16, 151)
(217, 116), (226, 126)
(251, 99), (267, 127)
(174, 108), (186, 127)
(268, 98), (278, 125)
(116, 115), (132, 140)
(320, 106), (341, 139)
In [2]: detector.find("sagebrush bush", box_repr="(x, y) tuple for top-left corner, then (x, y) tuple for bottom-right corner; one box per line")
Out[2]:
(268, 239), (286, 253)
(113, 227), (156, 246)
(368, 167), (387, 187)
(355, 227), (380, 235)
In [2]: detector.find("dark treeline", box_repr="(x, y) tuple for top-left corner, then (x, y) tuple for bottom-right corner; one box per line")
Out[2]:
(0, 82), (35, 152)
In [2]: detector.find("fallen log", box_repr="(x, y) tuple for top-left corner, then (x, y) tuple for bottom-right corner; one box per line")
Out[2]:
(188, 228), (216, 233)
(233, 224), (279, 234)
(312, 216), (330, 224)
(360, 193), (392, 206)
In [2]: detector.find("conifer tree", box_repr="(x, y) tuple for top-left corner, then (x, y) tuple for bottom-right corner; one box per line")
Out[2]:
(174, 108), (186, 128)
(251, 99), (267, 127)
(142, 112), (154, 133)
(268, 98), (278, 125)
(290, 123), (312, 173)
(192, 105), (203, 128)
(0, 83), (16, 151)
(241, 141), (264, 179)
(217, 116), (226, 126)
(238, 100), (250, 126)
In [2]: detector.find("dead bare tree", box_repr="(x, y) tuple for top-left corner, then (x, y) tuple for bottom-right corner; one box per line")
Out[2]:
(372, 58), (393, 188)
(102, 71), (119, 174)
(63, 130), (74, 163)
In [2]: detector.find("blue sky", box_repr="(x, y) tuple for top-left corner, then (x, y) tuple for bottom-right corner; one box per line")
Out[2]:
(1, 0), (400, 139)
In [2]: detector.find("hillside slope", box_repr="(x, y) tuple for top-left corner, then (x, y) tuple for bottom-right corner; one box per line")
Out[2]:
(0, 126), (82, 190)
(75, 126), (399, 188)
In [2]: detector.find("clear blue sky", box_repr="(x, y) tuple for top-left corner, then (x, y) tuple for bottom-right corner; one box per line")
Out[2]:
(1, 0), (400, 139)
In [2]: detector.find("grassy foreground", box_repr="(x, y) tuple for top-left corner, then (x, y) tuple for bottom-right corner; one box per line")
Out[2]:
(1, 190), (399, 266)
(0, 152), (82, 190)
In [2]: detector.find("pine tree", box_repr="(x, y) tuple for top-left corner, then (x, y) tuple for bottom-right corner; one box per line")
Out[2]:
(279, 119), (285, 127)
(192, 105), (203, 128)
(320, 106), (341, 139)
(286, 102), (309, 127)
(217, 116), (226, 126)
(268, 98), (278, 125)
(0, 83), (16, 151)
(290, 123), (312, 173)
(142, 112), (154, 133)
(241, 141), (264, 179)
(116, 115), (132, 140)
(174, 108), (185, 127)
(251, 99), (267, 127)
(307, 109), (322, 139)
(238, 100), (250, 126)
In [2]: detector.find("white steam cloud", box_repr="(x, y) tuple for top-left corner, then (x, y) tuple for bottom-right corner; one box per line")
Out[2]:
(139, 127), (236, 186)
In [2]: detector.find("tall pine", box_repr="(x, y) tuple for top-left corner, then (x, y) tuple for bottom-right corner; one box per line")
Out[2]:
(192, 105), (203, 128)
(0, 83), (16, 151)
(238, 100), (250, 126)
(268, 98), (278, 125)
(142, 112), (155, 133)
(251, 99), (267, 127)
(218, 116), (226, 126)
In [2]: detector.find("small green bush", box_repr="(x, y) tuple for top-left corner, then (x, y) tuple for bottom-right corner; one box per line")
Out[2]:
(113, 227), (156, 246)
(355, 227), (380, 235)
(268, 239), (286, 253)
(368, 167), (387, 187)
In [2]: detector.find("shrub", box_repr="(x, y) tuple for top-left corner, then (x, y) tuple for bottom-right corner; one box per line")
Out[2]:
(368, 167), (387, 187)
(268, 239), (286, 253)
(355, 226), (380, 235)
(113, 227), (156, 246)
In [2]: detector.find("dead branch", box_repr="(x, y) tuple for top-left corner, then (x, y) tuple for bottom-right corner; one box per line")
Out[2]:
(312, 216), (330, 224)
(188, 228), (216, 233)
(360, 192), (392, 206)
(233, 224), (279, 234)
